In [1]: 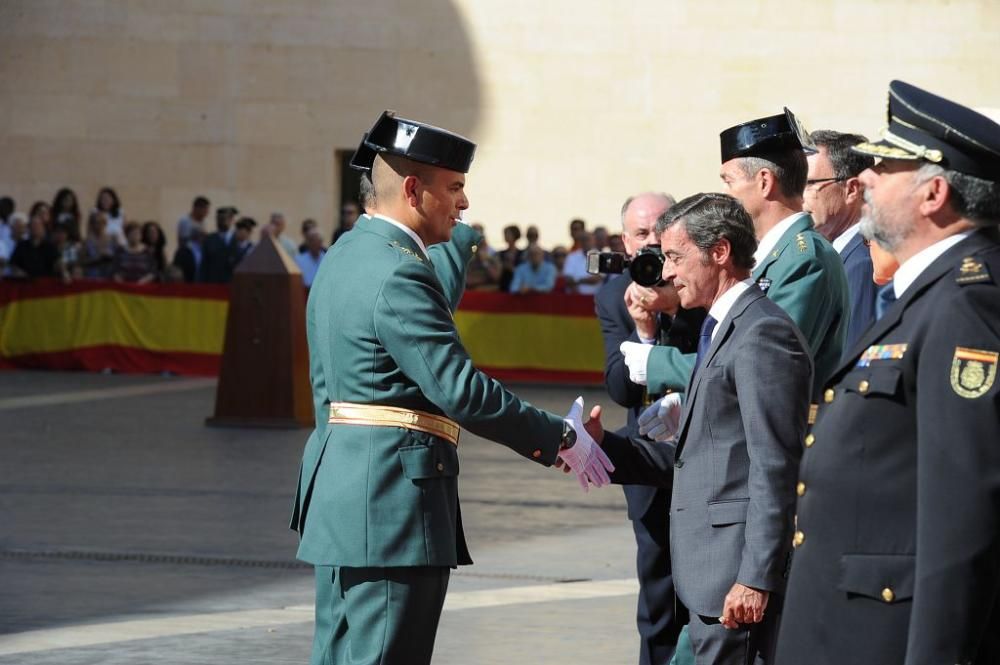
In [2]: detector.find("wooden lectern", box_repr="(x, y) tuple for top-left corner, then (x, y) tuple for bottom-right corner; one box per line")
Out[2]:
(207, 234), (312, 428)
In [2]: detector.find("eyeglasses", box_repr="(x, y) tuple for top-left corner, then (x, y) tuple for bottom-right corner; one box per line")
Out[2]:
(804, 177), (847, 190)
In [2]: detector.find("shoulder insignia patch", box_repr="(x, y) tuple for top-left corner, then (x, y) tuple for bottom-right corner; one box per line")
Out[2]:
(756, 277), (772, 293)
(795, 233), (808, 253)
(950, 347), (998, 398)
(391, 241), (424, 263)
(956, 256), (991, 285)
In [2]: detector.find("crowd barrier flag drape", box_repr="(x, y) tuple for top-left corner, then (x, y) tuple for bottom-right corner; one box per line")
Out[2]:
(0, 280), (605, 384)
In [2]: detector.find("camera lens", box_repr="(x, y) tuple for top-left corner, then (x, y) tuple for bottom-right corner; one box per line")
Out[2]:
(630, 251), (664, 287)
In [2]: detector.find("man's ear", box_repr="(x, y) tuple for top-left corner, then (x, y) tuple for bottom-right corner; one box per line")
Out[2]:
(918, 174), (951, 217)
(712, 238), (732, 265)
(844, 177), (864, 206)
(402, 175), (421, 207)
(758, 168), (777, 199)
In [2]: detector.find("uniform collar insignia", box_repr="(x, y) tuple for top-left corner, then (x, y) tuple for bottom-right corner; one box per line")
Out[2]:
(391, 241), (425, 262)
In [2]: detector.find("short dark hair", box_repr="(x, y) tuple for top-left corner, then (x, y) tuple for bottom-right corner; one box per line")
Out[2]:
(739, 148), (807, 198)
(656, 193), (757, 271)
(359, 172), (375, 210)
(193, 196), (210, 208)
(810, 130), (875, 179)
(503, 224), (521, 241)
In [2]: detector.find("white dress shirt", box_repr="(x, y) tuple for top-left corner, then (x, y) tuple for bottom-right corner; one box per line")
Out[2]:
(832, 223), (862, 254)
(892, 232), (972, 298)
(708, 279), (756, 341)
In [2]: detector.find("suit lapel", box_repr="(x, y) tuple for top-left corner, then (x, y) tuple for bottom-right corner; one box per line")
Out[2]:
(752, 214), (814, 281)
(675, 287), (765, 457)
(830, 229), (998, 380)
(840, 232), (866, 262)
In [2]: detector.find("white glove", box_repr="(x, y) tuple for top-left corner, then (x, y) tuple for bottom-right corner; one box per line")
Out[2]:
(620, 341), (652, 385)
(638, 393), (682, 442)
(560, 396), (615, 492)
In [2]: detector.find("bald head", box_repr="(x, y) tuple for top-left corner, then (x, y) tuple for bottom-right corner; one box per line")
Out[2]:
(372, 153), (433, 207)
(621, 191), (675, 256)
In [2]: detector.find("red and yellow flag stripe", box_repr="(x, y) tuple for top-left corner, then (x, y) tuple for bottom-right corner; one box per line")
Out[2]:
(0, 281), (605, 383)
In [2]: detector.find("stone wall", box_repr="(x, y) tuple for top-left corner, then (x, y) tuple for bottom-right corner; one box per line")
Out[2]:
(1, 0), (997, 250)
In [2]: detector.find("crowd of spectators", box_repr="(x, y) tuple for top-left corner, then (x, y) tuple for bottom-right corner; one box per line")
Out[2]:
(0, 189), (365, 288)
(468, 218), (622, 295)
(0, 186), (613, 296)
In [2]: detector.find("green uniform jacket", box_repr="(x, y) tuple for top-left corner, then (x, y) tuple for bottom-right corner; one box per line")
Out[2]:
(291, 216), (563, 568)
(647, 214), (850, 398)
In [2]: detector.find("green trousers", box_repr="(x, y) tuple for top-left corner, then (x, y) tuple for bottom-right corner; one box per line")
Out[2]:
(312, 565), (450, 665)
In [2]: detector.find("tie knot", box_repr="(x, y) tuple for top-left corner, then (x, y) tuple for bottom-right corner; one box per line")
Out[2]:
(876, 282), (897, 320)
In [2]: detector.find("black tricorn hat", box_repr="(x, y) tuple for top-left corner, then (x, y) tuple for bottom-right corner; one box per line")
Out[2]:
(349, 110), (476, 173)
(720, 108), (817, 163)
(852, 80), (1000, 181)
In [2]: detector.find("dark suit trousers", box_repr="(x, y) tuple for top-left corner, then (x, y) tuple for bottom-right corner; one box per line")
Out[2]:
(625, 484), (687, 665)
(313, 565), (450, 665)
(687, 594), (783, 665)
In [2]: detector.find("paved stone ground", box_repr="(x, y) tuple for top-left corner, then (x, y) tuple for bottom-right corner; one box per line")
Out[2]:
(0, 370), (645, 664)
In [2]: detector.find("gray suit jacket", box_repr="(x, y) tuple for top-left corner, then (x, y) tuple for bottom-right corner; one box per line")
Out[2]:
(603, 287), (813, 616)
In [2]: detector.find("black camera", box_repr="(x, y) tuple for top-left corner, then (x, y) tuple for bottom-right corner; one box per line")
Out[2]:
(587, 246), (665, 287)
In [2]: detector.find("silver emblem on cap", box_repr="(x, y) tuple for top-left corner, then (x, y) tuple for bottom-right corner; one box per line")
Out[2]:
(395, 123), (417, 150)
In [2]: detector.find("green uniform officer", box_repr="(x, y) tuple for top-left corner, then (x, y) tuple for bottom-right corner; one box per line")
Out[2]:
(291, 111), (612, 665)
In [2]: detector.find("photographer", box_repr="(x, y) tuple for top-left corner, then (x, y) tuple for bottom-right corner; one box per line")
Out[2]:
(594, 191), (705, 665)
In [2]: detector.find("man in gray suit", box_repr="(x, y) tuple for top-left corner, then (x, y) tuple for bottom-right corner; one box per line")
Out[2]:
(587, 193), (813, 664)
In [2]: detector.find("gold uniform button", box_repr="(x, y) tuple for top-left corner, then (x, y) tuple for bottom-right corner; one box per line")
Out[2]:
(436, 463), (445, 472)
(470, 244), (478, 254)
(804, 434), (815, 448)
(532, 449), (542, 459)
(881, 587), (895, 603)
(796, 482), (806, 497)
(824, 388), (835, 403)
(792, 530), (805, 547)
(858, 379), (870, 393)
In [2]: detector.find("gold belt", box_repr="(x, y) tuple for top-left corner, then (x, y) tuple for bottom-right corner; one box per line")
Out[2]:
(328, 402), (460, 446)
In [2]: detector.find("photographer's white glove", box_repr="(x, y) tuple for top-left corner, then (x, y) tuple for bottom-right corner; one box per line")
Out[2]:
(560, 396), (615, 492)
(638, 393), (683, 442)
(620, 341), (652, 385)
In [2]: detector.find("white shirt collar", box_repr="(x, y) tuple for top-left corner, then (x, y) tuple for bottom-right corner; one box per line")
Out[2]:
(708, 278), (756, 341)
(832, 223), (862, 253)
(893, 231), (972, 298)
(753, 211), (808, 266)
(373, 214), (428, 259)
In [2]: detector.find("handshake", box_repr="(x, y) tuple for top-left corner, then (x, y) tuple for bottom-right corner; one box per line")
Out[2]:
(556, 393), (682, 492)
(556, 397), (615, 491)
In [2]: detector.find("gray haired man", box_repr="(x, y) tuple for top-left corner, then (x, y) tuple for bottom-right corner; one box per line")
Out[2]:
(587, 193), (813, 664)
